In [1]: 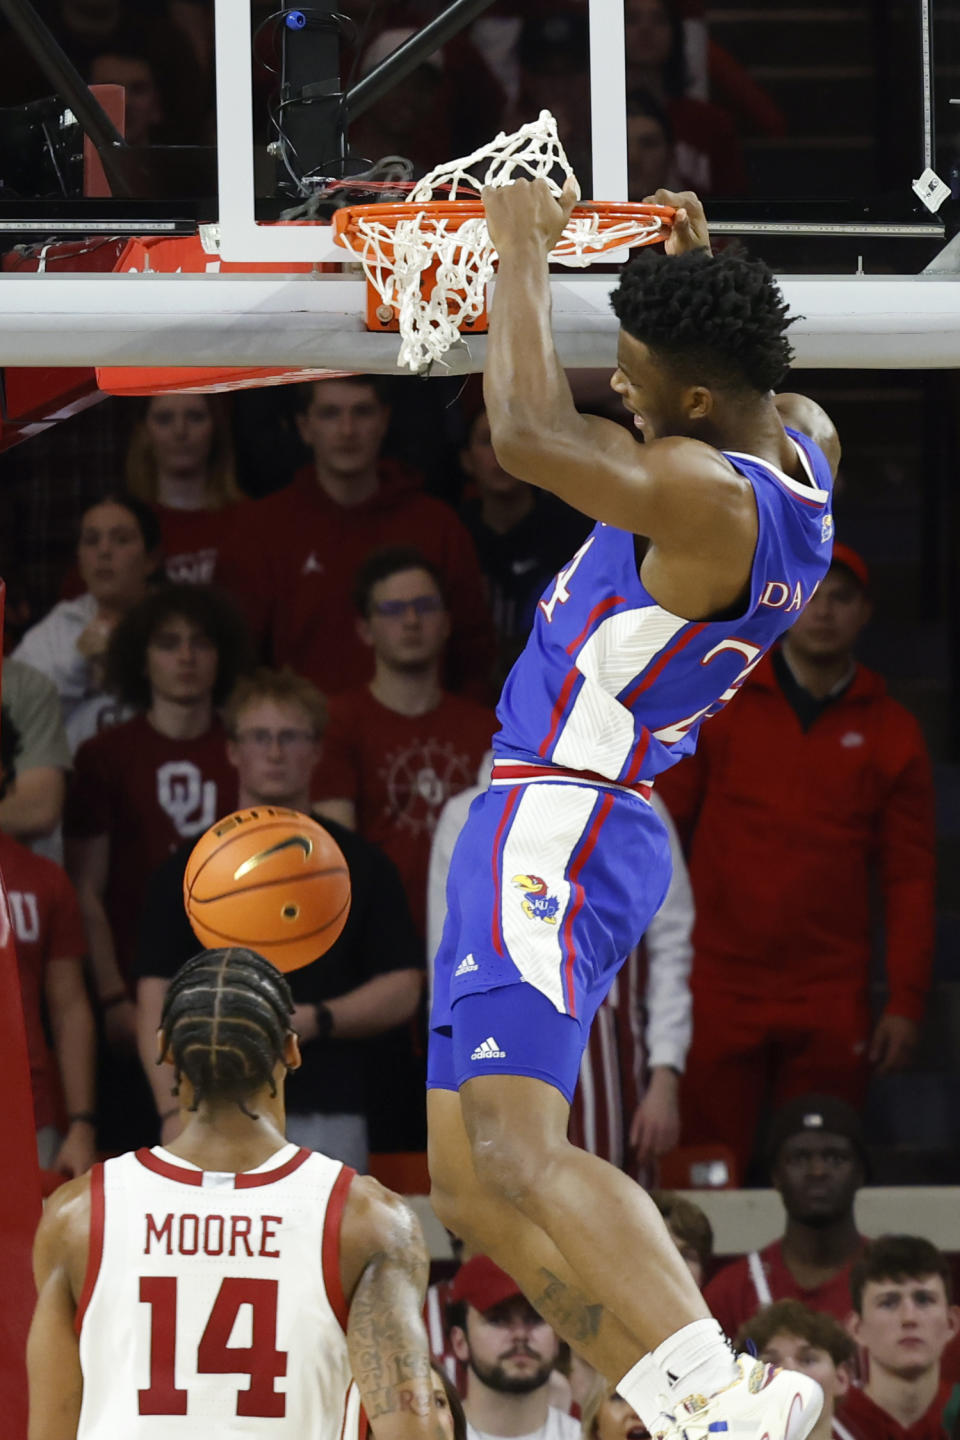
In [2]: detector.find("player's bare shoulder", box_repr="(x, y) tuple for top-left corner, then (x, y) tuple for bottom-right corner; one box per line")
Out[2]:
(33, 1171), (92, 1295)
(338, 1173), (429, 1302)
(774, 392), (841, 478)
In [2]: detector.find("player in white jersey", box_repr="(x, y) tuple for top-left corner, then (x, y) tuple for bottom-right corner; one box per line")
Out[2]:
(27, 947), (450, 1440)
(427, 184), (841, 1440)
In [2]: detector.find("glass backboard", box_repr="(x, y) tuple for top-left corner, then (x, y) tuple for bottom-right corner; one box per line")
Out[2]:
(0, 1), (952, 262)
(0, 0), (956, 375)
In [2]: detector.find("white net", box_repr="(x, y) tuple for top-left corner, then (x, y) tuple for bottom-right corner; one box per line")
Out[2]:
(333, 111), (670, 372)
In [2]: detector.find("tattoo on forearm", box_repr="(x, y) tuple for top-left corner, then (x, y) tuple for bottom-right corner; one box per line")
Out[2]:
(534, 1267), (605, 1345)
(347, 1248), (434, 1421)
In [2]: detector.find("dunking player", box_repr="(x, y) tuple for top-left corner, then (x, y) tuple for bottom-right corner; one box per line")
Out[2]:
(27, 948), (449, 1440)
(427, 182), (840, 1440)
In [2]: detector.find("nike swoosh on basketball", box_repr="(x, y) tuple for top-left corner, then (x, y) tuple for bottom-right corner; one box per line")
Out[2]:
(233, 834), (313, 881)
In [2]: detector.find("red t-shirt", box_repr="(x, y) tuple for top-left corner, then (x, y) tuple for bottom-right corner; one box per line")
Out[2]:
(215, 462), (496, 700)
(705, 1238), (865, 1341)
(314, 687), (495, 935)
(836, 1381), (952, 1440)
(152, 503), (240, 586)
(0, 831), (87, 1129)
(64, 714), (237, 980)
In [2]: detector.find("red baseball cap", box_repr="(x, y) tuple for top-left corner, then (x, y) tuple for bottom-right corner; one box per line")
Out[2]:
(830, 542), (869, 590)
(448, 1255), (524, 1313)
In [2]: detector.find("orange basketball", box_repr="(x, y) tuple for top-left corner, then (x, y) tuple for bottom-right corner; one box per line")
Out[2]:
(183, 807), (351, 973)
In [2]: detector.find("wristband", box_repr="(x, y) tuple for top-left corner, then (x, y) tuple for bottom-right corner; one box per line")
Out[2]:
(314, 1003), (334, 1040)
(68, 1112), (96, 1127)
(101, 992), (128, 1011)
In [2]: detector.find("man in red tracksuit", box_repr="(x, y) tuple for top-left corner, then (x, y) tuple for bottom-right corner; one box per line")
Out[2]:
(656, 544), (935, 1174)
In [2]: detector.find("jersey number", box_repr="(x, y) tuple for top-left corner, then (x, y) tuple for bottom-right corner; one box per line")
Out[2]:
(538, 536), (595, 623)
(139, 1275), (288, 1417)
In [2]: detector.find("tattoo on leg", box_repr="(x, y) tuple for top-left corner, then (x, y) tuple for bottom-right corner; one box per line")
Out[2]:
(534, 1268), (605, 1346)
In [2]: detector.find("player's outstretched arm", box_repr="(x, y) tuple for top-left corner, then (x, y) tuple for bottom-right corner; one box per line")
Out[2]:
(482, 180), (753, 578)
(341, 1176), (447, 1440)
(27, 1175), (90, 1440)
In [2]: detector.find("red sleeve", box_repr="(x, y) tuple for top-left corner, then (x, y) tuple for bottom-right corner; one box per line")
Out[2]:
(703, 1258), (756, 1341)
(62, 738), (112, 840)
(43, 864), (87, 961)
(435, 509), (497, 704)
(877, 703), (937, 1023)
(312, 698), (361, 803)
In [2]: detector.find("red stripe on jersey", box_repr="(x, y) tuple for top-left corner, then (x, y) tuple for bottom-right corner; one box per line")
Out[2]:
(565, 595), (625, 656)
(622, 728), (651, 785)
(538, 666), (582, 759)
(491, 786), (522, 957)
(492, 762), (652, 800)
(620, 623), (707, 708)
(561, 793), (615, 1015)
(235, 1148), (312, 1188)
(321, 1164), (356, 1334)
(75, 1162), (105, 1335)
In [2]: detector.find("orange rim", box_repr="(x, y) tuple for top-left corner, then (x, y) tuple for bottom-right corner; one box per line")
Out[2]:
(332, 199), (674, 244)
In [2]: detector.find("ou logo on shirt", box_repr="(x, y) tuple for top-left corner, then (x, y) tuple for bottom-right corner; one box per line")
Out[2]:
(0, 890), (39, 949)
(156, 761), (218, 838)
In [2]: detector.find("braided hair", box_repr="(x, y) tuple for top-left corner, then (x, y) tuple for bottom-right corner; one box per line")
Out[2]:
(610, 248), (796, 395)
(160, 948), (295, 1117)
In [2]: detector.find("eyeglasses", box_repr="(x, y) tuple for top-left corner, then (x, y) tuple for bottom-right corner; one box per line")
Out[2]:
(233, 728), (316, 749)
(372, 595), (445, 619)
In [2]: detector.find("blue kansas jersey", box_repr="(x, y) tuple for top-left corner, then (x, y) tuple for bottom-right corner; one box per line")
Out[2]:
(494, 427), (835, 787)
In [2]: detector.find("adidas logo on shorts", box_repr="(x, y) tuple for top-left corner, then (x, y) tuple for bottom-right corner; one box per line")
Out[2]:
(455, 954), (479, 976)
(470, 1036), (506, 1060)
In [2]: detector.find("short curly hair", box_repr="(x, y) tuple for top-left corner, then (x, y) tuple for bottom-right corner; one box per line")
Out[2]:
(610, 249), (796, 394)
(105, 583), (252, 710)
(737, 1299), (856, 1369)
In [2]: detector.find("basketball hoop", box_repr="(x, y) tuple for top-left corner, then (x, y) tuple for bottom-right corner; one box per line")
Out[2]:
(330, 112), (674, 373)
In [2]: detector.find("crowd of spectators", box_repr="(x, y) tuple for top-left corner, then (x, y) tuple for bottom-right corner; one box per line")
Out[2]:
(0, 370), (942, 1185)
(1, 369), (950, 1440)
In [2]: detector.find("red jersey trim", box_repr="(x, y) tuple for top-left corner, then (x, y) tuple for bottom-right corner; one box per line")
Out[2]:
(321, 1164), (357, 1334)
(492, 761), (652, 802)
(135, 1147), (203, 1186)
(134, 1145), (311, 1188)
(234, 1147), (312, 1188)
(74, 1162), (105, 1335)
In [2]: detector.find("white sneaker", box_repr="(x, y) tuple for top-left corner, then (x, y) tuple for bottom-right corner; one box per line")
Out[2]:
(663, 1355), (823, 1440)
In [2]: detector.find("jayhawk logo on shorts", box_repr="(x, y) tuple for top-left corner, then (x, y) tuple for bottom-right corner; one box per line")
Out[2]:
(512, 874), (560, 924)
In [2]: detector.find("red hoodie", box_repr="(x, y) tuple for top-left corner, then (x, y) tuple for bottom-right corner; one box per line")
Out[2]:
(215, 461), (496, 700)
(656, 650), (935, 1021)
(836, 1381), (953, 1440)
